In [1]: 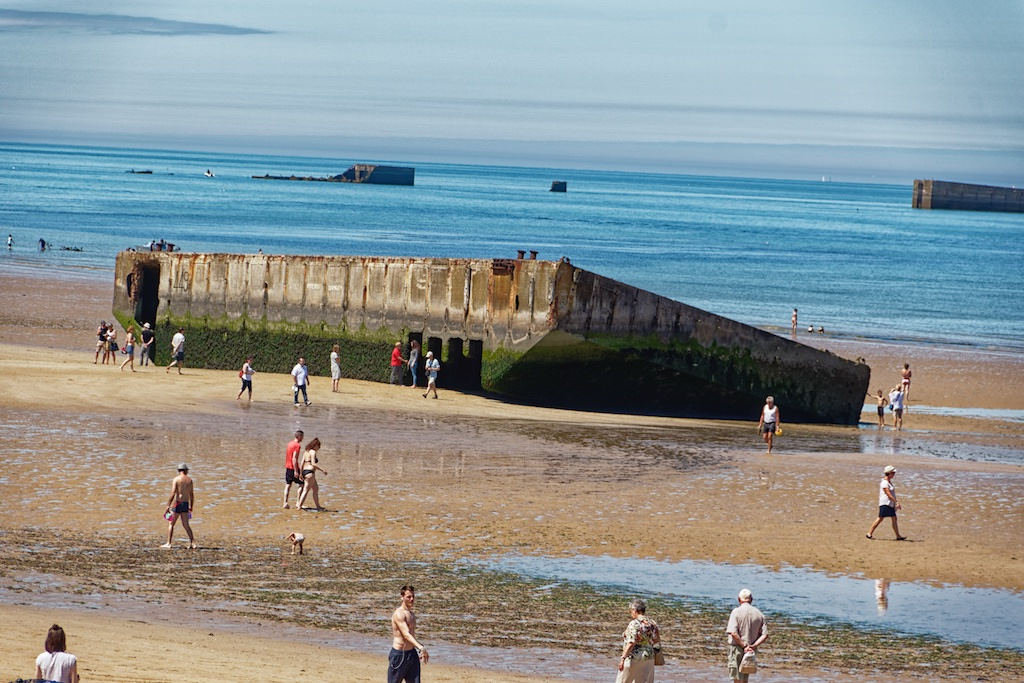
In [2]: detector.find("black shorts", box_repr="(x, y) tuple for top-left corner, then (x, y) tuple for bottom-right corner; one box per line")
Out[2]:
(388, 648), (420, 683)
(173, 501), (190, 514)
(877, 406), (885, 417)
(894, 408), (903, 418)
(174, 351), (185, 362)
(761, 422), (776, 434)
(878, 505), (897, 518)
(286, 468), (302, 485)
(240, 379), (252, 390)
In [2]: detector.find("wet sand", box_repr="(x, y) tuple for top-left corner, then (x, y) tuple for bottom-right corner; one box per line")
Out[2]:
(1, 267), (1023, 680)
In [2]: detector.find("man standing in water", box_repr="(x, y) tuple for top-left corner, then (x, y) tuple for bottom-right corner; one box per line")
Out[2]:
(389, 584), (428, 683)
(757, 396), (781, 455)
(282, 430), (304, 508)
(161, 463), (195, 549)
(727, 588), (767, 683)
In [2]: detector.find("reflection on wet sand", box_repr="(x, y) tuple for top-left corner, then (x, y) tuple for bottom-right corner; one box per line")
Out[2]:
(875, 578), (889, 615)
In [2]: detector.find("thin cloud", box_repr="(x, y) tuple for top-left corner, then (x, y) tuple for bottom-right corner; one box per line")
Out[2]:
(0, 8), (271, 36)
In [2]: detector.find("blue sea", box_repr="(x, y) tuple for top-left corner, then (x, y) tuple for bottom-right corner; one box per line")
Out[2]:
(2, 142), (1022, 351)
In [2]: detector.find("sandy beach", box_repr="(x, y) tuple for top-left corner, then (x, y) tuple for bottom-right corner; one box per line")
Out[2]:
(1, 269), (1022, 681)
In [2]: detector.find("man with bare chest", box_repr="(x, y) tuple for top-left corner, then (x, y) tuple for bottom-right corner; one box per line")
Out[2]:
(161, 463), (196, 549)
(388, 585), (428, 683)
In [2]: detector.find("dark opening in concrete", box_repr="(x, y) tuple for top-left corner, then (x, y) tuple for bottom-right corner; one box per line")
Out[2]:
(134, 263), (160, 329)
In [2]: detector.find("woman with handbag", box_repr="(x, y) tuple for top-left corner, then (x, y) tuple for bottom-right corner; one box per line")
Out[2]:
(615, 597), (662, 683)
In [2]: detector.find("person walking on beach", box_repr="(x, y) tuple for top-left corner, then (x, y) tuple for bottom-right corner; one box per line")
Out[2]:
(93, 321), (108, 364)
(296, 437), (328, 510)
(616, 598), (662, 683)
(727, 588), (767, 683)
(422, 351), (440, 399)
(119, 324), (136, 372)
(139, 322), (154, 366)
(104, 324), (118, 364)
(389, 584), (429, 683)
(292, 356), (311, 406)
(34, 624), (79, 683)
(283, 430), (304, 508)
(408, 338), (421, 388)
(390, 342), (407, 386)
(162, 463), (196, 549)
(166, 327), (185, 373)
(888, 385), (905, 431)
(237, 355), (255, 400)
(866, 465), (906, 540)
(791, 308), (798, 336)
(757, 396), (781, 454)
(330, 344), (341, 393)
(869, 389), (888, 428)
(900, 363), (912, 404)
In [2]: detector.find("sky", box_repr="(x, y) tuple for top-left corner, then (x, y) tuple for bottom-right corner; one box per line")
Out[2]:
(1, 1), (1022, 183)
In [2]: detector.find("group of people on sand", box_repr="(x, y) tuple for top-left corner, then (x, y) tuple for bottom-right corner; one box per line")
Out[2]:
(390, 340), (441, 398)
(91, 320), (165, 372)
(282, 430), (327, 510)
(868, 363), (912, 430)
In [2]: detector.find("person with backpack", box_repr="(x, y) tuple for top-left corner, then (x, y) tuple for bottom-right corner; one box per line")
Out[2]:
(237, 356), (255, 400)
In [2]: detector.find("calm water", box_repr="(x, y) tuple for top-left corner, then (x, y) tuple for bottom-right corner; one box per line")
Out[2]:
(2, 142), (1022, 350)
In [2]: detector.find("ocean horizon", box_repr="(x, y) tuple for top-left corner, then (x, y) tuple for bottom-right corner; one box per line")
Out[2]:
(2, 141), (1022, 352)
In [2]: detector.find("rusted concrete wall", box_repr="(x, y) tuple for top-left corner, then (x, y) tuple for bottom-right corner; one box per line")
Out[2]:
(113, 251), (869, 423)
(913, 179), (1024, 213)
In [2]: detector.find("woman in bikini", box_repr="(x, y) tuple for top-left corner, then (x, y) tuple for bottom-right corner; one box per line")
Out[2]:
(296, 438), (328, 510)
(900, 364), (912, 405)
(119, 325), (136, 372)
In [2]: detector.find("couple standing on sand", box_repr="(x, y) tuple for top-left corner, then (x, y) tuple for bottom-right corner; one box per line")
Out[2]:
(391, 341), (441, 398)
(282, 430), (327, 510)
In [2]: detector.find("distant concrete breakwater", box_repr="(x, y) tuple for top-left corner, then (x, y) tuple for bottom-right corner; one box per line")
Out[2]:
(113, 251), (869, 423)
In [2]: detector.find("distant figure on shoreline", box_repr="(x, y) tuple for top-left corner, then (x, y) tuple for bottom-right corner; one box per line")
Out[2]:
(390, 341), (407, 385)
(34, 624), (79, 683)
(888, 385), (904, 430)
(330, 344), (341, 392)
(866, 465), (906, 540)
(727, 588), (767, 683)
(389, 585), (428, 683)
(162, 463), (196, 549)
(139, 322), (153, 366)
(408, 339), (421, 387)
(6, 234), (12, 250)
(296, 437), (327, 510)
(423, 351), (440, 399)
(791, 308), (798, 336)
(166, 327), (185, 374)
(282, 430), (304, 509)
(287, 532), (304, 555)
(817, 326), (825, 335)
(292, 356), (310, 406)
(901, 363), (912, 403)
(39, 238), (47, 251)
(869, 389), (888, 428)
(757, 396), (780, 454)
(237, 355), (254, 400)
(104, 324), (118, 364)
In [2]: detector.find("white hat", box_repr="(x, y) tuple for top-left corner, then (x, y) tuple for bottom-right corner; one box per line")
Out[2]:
(177, 463), (189, 472)
(426, 351), (433, 357)
(883, 465), (896, 474)
(143, 322), (151, 329)
(738, 588), (753, 601)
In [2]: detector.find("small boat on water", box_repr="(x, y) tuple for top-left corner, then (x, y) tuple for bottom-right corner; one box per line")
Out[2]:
(127, 169), (153, 174)
(204, 169), (215, 177)
(129, 240), (178, 253)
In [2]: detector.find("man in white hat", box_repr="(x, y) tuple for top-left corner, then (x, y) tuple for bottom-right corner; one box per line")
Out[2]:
(139, 322), (154, 366)
(422, 351), (440, 399)
(727, 588), (767, 682)
(866, 465), (906, 540)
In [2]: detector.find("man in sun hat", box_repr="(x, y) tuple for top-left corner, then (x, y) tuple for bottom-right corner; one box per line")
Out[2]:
(139, 322), (154, 366)
(727, 588), (767, 682)
(422, 351), (440, 399)
(866, 465), (906, 540)
(161, 463), (196, 549)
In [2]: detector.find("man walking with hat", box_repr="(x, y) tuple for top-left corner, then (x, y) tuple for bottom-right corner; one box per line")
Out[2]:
(866, 465), (906, 540)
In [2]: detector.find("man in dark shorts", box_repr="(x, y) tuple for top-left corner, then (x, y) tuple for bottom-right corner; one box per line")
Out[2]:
(282, 430), (304, 508)
(389, 584), (428, 683)
(866, 465), (906, 540)
(139, 322), (154, 366)
(166, 327), (186, 374)
(161, 463), (196, 549)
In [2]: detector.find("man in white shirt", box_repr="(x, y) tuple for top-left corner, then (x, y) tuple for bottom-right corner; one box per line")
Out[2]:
(291, 356), (310, 406)
(166, 327), (186, 374)
(422, 351), (440, 399)
(866, 465), (906, 540)
(888, 386), (904, 431)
